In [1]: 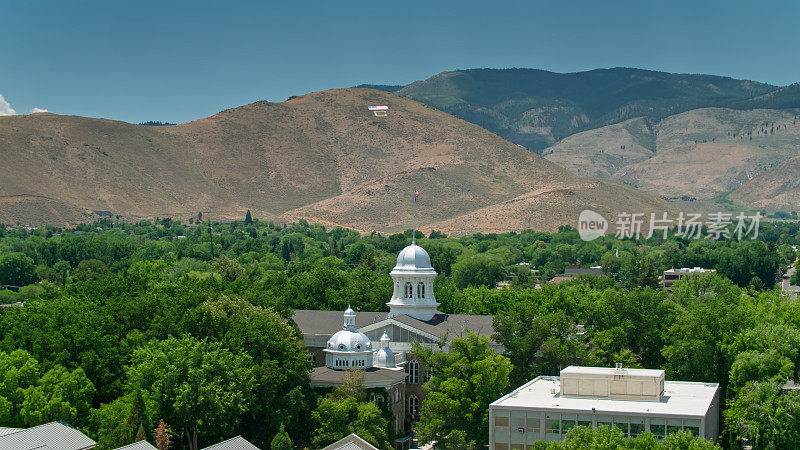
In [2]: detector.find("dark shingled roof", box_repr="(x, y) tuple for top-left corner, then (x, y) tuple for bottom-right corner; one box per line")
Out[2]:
(310, 366), (407, 387)
(292, 310), (496, 342)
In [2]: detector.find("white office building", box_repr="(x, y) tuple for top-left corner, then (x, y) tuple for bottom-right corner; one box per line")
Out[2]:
(489, 365), (720, 449)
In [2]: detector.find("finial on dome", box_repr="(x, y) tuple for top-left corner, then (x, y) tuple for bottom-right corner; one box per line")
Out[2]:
(342, 306), (356, 330)
(380, 332), (390, 347)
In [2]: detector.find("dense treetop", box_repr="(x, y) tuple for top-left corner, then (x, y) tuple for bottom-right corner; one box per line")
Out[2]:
(0, 216), (797, 448)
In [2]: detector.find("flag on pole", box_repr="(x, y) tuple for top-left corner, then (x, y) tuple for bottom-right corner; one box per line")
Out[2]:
(414, 189), (419, 202)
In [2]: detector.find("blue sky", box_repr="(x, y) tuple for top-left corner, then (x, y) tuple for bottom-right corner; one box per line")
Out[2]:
(2, 0), (798, 124)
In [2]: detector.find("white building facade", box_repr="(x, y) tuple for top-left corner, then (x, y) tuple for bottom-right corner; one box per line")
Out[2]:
(489, 366), (720, 449)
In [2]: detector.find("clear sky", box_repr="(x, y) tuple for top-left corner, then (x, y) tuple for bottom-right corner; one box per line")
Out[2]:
(2, 0), (798, 124)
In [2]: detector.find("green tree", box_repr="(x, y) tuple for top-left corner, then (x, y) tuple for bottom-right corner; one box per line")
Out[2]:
(126, 336), (256, 450)
(729, 350), (794, 395)
(724, 382), (800, 449)
(413, 333), (512, 448)
(20, 365), (96, 427)
(183, 296), (312, 446)
(451, 254), (505, 288)
(0, 252), (38, 287)
(0, 349), (41, 427)
(311, 396), (391, 450)
(494, 307), (588, 385)
(92, 389), (151, 449)
(270, 424), (293, 450)
(244, 210), (253, 225)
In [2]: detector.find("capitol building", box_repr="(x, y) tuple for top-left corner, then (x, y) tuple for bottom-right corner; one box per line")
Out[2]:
(292, 241), (498, 444)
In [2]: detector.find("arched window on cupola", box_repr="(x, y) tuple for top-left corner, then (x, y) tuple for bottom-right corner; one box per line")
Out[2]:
(404, 282), (413, 298)
(417, 282), (425, 298)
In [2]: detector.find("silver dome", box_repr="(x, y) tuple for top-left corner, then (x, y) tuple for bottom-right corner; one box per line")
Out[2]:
(391, 244), (437, 275)
(327, 329), (372, 352)
(373, 332), (396, 368)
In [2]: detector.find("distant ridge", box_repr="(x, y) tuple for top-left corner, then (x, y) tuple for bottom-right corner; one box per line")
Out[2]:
(364, 67), (780, 152)
(0, 88), (677, 233)
(353, 84), (404, 93)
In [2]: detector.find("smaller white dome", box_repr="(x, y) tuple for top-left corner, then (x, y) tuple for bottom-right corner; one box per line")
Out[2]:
(373, 332), (396, 368)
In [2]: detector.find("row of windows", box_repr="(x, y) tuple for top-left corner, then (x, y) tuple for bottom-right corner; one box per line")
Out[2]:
(494, 412), (701, 444)
(402, 282), (426, 299)
(334, 359), (367, 368)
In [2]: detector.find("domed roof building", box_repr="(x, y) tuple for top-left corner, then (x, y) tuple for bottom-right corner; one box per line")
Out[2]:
(324, 307), (373, 369)
(387, 243), (440, 321)
(295, 228), (500, 443)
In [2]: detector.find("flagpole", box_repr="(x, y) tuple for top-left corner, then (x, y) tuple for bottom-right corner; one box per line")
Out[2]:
(412, 189), (416, 245)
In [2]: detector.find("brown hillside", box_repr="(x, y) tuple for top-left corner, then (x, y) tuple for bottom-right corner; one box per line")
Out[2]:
(730, 156), (800, 210)
(543, 108), (800, 206)
(0, 89), (676, 233)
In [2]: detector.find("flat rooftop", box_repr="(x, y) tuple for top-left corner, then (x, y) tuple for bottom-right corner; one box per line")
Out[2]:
(492, 376), (718, 418)
(560, 366), (664, 377)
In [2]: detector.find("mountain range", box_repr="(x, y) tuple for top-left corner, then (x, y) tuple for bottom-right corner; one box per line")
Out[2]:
(0, 88), (677, 233)
(361, 68), (800, 211)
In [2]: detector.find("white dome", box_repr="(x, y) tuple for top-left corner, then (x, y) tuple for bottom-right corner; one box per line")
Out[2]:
(374, 332), (396, 368)
(391, 244), (436, 275)
(327, 329), (372, 352)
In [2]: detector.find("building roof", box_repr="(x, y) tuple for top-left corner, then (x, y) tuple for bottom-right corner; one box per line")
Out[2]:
(0, 421), (96, 450)
(321, 433), (379, 450)
(563, 267), (604, 276)
(492, 376), (719, 418)
(115, 441), (157, 450)
(0, 429), (21, 438)
(560, 366), (665, 377)
(293, 310), (386, 338)
(310, 366), (407, 388)
(293, 310), (495, 343)
(200, 435), (260, 450)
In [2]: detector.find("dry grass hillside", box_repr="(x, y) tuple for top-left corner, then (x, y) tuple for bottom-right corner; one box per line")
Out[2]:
(730, 156), (800, 210)
(0, 88), (677, 233)
(543, 108), (800, 208)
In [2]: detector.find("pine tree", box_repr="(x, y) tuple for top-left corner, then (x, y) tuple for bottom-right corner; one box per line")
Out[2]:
(244, 210), (253, 225)
(271, 424), (293, 450)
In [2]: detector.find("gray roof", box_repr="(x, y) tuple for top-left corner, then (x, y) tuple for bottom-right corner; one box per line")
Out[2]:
(115, 441), (157, 450)
(0, 421), (95, 450)
(310, 366), (407, 388)
(292, 310), (495, 342)
(0, 428), (21, 438)
(321, 433), (379, 450)
(201, 435), (260, 450)
(293, 310), (386, 337)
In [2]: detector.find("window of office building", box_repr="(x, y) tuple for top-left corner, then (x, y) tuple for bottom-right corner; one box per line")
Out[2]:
(577, 415), (592, 428)
(526, 412), (541, 434)
(494, 413), (509, 446)
(667, 419), (683, 435)
(684, 419), (700, 437)
(545, 413), (560, 438)
(561, 414), (577, 434)
(630, 417), (646, 437)
(650, 419), (666, 439)
(596, 415), (612, 430)
(612, 417), (629, 437)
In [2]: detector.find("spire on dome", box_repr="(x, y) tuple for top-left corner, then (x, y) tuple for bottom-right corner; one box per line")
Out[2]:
(374, 331), (396, 368)
(342, 305), (356, 330)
